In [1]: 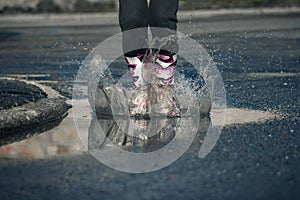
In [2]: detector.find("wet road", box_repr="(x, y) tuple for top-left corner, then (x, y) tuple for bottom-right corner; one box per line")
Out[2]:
(0, 12), (299, 199)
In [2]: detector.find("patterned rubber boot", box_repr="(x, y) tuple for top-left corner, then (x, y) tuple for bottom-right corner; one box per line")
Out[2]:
(125, 53), (148, 117)
(151, 51), (181, 117)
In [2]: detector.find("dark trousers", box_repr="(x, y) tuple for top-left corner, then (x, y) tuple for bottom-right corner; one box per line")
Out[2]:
(118, 0), (179, 56)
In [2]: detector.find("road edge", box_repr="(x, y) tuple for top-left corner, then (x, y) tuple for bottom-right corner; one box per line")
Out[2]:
(0, 7), (299, 27)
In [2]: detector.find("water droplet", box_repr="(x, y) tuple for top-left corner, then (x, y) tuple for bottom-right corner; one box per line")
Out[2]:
(285, 155), (289, 160)
(276, 171), (281, 176)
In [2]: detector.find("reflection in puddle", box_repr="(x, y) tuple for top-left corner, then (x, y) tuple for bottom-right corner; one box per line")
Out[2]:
(0, 112), (85, 159)
(89, 115), (211, 154)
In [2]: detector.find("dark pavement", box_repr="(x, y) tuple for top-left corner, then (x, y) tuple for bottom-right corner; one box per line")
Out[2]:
(0, 79), (70, 146)
(0, 11), (299, 200)
(0, 79), (46, 109)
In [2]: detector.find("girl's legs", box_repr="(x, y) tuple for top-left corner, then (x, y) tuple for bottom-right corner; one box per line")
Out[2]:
(119, 0), (179, 57)
(118, 0), (180, 117)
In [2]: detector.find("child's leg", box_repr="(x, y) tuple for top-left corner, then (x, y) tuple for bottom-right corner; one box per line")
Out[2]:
(119, 0), (149, 57)
(149, 0), (178, 30)
(118, 0), (150, 116)
(119, 0), (149, 89)
(149, 0), (179, 54)
(149, 0), (179, 84)
(148, 0), (180, 117)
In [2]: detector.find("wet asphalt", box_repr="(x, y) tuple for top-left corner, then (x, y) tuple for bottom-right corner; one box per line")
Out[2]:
(0, 13), (299, 199)
(0, 79), (46, 109)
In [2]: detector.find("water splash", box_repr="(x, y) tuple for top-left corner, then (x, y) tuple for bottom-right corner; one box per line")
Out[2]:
(72, 27), (226, 173)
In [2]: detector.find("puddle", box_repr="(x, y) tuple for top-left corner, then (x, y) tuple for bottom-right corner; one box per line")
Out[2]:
(0, 110), (85, 159)
(0, 100), (278, 160)
(217, 107), (277, 126)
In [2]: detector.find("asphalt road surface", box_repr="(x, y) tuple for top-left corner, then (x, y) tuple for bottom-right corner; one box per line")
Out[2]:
(0, 10), (299, 200)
